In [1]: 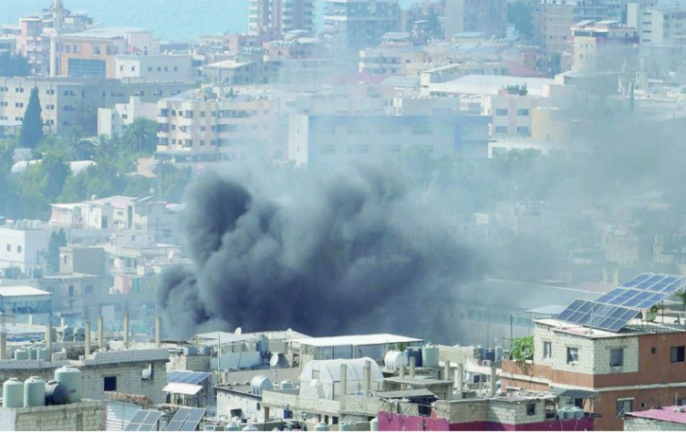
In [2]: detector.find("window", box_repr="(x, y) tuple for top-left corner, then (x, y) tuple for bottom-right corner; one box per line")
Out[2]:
(567, 347), (579, 364)
(526, 403), (536, 416)
(104, 376), (117, 391)
(142, 363), (153, 381)
(85, 285), (93, 295)
(652, 347), (657, 354)
(17, 246), (22, 254)
(616, 399), (633, 416)
(671, 346), (685, 363)
(495, 126), (507, 134)
(495, 109), (508, 116)
(517, 126), (530, 135)
(5, 244), (10, 252)
(517, 109), (530, 116)
(543, 341), (552, 359)
(610, 348), (624, 367)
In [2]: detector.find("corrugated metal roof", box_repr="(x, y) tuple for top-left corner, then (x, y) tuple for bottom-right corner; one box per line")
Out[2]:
(626, 406), (686, 423)
(163, 383), (203, 395)
(0, 286), (51, 297)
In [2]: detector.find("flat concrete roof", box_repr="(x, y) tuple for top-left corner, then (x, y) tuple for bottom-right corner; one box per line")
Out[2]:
(0, 286), (50, 298)
(289, 334), (423, 348)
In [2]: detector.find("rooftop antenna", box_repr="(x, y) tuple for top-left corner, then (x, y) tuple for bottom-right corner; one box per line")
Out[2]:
(588, 306), (595, 337)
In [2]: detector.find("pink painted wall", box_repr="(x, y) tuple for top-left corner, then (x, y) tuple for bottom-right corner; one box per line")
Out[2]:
(378, 412), (594, 431)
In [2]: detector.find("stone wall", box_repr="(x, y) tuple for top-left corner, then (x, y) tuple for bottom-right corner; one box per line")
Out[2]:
(80, 360), (167, 404)
(167, 354), (210, 372)
(0, 400), (104, 431)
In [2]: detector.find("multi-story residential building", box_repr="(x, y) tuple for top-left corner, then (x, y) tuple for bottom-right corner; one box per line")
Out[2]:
(501, 272), (686, 431)
(533, 0), (656, 53)
(358, 46), (426, 75)
(156, 87), (279, 166)
(443, 0), (507, 41)
(97, 96), (158, 137)
(628, 4), (686, 45)
(0, 37), (17, 54)
(249, 0), (315, 38)
(0, 77), (191, 135)
(55, 28), (160, 79)
(17, 17), (52, 76)
(114, 54), (193, 82)
(324, 0), (400, 51)
(288, 113), (490, 168)
(571, 20), (639, 71)
(0, 221), (52, 274)
(482, 90), (540, 137)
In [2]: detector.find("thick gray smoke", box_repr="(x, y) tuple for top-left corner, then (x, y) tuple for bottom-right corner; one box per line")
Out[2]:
(157, 165), (484, 339)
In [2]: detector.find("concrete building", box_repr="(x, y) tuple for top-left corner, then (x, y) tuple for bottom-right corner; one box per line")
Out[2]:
(114, 54), (193, 82)
(324, 0), (401, 51)
(571, 20), (639, 71)
(628, 3), (686, 45)
(443, 0), (507, 41)
(482, 90), (540, 137)
(249, 0), (315, 37)
(358, 46), (426, 75)
(500, 273), (686, 431)
(0, 286), (52, 322)
(288, 334), (423, 365)
(0, 77), (191, 135)
(97, 96), (157, 138)
(0, 400), (104, 431)
(0, 221), (52, 275)
(56, 28), (160, 79)
(0, 37), (16, 54)
(156, 87), (279, 165)
(288, 112), (491, 168)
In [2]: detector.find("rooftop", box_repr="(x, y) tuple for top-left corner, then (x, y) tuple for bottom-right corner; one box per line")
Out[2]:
(289, 333), (423, 347)
(626, 406), (686, 424)
(0, 286), (51, 298)
(61, 27), (148, 40)
(429, 74), (556, 96)
(383, 377), (453, 386)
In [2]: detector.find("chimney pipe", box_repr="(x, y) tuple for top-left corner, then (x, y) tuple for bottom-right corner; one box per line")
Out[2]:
(340, 364), (347, 401)
(490, 361), (497, 397)
(45, 323), (52, 359)
(98, 316), (104, 351)
(85, 321), (91, 358)
(444, 360), (450, 381)
(409, 356), (416, 377)
(60, 317), (65, 328)
(363, 360), (371, 403)
(123, 313), (129, 349)
(0, 332), (6, 360)
(155, 316), (161, 348)
(399, 364), (405, 378)
(455, 363), (464, 400)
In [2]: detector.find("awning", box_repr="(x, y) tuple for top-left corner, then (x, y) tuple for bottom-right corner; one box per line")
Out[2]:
(163, 383), (203, 396)
(552, 388), (597, 399)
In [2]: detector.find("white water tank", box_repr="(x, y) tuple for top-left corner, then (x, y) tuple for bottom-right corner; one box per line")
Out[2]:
(422, 343), (439, 368)
(384, 350), (409, 370)
(250, 376), (272, 396)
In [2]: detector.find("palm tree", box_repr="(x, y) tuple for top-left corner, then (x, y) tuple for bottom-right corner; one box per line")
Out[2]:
(122, 118), (157, 153)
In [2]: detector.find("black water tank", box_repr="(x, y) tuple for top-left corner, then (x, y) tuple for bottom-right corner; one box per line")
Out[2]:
(45, 380), (69, 405)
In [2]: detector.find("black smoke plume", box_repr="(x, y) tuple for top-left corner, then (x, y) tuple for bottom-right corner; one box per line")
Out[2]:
(157, 165), (484, 340)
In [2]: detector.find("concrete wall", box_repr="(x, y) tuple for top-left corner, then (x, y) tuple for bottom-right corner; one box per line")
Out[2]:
(0, 400), (104, 431)
(625, 416), (686, 431)
(80, 359), (167, 404)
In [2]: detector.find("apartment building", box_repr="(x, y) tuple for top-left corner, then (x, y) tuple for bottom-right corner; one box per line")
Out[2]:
(0, 221), (52, 274)
(0, 77), (191, 135)
(97, 96), (157, 137)
(358, 46), (426, 75)
(16, 17), (51, 76)
(156, 88), (279, 166)
(324, 0), (401, 51)
(288, 113), (490, 168)
(628, 4), (686, 45)
(533, 0), (656, 53)
(114, 54), (193, 82)
(501, 273), (686, 431)
(443, 0), (507, 41)
(571, 20), (639, 71)
(56, 28), (160, 79)
(482, 90), (540, 137)
(249, 0), (315, 37)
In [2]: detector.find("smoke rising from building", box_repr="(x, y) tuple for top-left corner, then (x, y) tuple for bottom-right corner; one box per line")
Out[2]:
(157, 165), (484, 339)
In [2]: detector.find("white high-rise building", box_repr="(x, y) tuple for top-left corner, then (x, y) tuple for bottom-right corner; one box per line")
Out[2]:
(249, 0), (315, 37)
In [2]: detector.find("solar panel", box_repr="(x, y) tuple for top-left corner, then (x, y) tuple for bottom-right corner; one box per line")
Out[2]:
(165, 421), (184, 432)
(126, 410), (163, 431)
(167, 371), (211, 385)
(593, 274), (686, 310)
(180, 408), (206, 432)
(555, 300), (640, 332)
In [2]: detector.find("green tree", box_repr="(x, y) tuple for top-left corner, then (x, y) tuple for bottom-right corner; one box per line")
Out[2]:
(122, 118), (158, 153)
(19, 87), (44, 148)
(508, 0), (534, 40)
(0, 52), (29, 77)
(41, 229), (67, 274)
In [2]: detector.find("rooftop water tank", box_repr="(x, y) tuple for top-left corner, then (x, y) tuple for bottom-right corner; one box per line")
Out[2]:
(183, 347), (198, 356)
(370, 417), (379, 431)
(314, 423), (329, 431)
(384, 350), (409, 371)
(280, 380), (294, 391)
(74, 327), (86, 342)
(224, 423), (240, 431)
(250, 376), (272, 396)
(23, 377), (46, 407)
(28, 347), (37, 360)
(3, 378), (23, 408)
(495, 346), (504, 361)
(38, 347), (51, 362)
(485, 348), (495, 362)
(257, 335), (269, 354)
(45, 380), (68, 405)
(202, 346), (212, 356)
(242, 425), (258, 431)
(55, 366), (81, 403)
(404, 347), (422, 368)
(61, 326), (73, 342)
(14, 349), (28, 360)
(422, 343), (439, 368)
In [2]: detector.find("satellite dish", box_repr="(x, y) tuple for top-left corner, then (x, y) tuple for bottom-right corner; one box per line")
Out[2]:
(270, 353), (280, 367)
(235, 327), (242, 335)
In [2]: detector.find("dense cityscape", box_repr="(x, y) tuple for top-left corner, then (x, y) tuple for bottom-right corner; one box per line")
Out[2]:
(0, 0), (684, 430)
